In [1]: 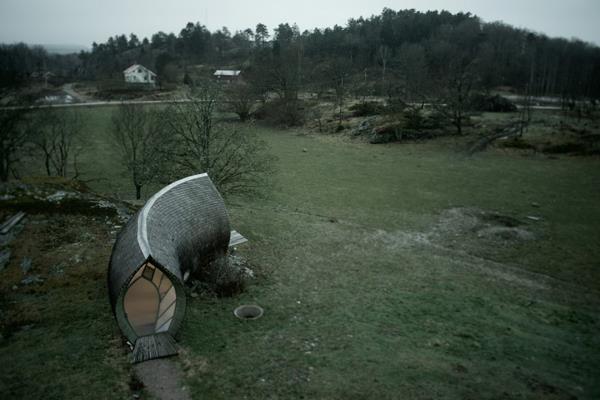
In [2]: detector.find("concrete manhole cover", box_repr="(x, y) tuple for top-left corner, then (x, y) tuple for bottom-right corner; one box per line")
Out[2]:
(234, 305), (264, 320)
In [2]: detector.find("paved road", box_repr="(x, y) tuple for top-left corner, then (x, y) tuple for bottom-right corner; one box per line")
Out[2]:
(0, 81), (209, 110)
(0, 86), (563, 111)
(1, 99), (562, 111)
(62, 83), (91, 103)
(0, 98), (203, 110)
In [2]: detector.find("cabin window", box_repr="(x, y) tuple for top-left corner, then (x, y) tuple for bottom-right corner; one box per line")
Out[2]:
(142, 264), (154, 280)
(123, 263), (177, 336)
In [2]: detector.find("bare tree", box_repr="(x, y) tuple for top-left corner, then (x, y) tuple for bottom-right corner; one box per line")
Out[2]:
(0, 108), (32, 182)
(327, 59), (350, 127)
(161, 83), (275, 197)
(377, 45), (390, 97)
(33, 109), (82, 177)
(436, 65), (478, 135)
(425, 20), (484, 135)
(519, 83), (533, 136)
(225, 81), (255, 121)
(111, 103), (166, 199)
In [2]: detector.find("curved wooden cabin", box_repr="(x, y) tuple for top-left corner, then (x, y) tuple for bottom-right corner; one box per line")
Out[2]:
(108, 174), (231, 362)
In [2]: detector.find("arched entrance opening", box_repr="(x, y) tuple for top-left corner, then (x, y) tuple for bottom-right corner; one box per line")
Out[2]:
(123, 263), (177, 337)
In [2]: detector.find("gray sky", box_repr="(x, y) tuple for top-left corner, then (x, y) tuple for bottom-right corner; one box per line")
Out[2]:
(1, 0), (599, 47)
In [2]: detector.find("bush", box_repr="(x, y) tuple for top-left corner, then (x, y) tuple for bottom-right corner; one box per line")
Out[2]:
(369, 123), (400, 143)
(402, 108), (425, 130)
(425, 111), (446, 130)
(402, 108), (443, 131)
(349, 101), (384, 117)
(95, 79), (157, 100)
(499, 138), (537, 150)
(543, 142), (587, 154)
(470, 94), (517, 112)
(183, 72), (194, 86)
(369, 123), (427, 144)
(367, 108), (447, 144)
(253, 98), (306, 126)
(191, 255), (249, 297)
(384, 98), (407, 114)
(224, 81), (255, 121)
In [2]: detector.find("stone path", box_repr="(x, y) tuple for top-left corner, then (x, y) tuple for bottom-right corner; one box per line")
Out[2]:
(134, 358), (191, 400)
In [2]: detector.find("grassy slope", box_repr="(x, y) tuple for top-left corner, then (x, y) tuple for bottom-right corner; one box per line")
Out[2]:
(19, 106), (163, 200)
(2, 107), (599, 399)
(184, 128), (600, 399)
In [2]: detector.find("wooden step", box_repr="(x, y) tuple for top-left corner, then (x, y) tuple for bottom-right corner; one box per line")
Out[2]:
(132, 333), (178, 363)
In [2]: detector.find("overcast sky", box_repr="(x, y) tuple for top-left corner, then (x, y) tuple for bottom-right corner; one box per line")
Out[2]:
(1, 0), (599, 47)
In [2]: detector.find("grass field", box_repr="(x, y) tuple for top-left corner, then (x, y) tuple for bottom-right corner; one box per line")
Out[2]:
(2, 106), (600, 399)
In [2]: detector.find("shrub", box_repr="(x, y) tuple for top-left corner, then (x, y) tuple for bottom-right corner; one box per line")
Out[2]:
(499, 138), (537, 150)
(543, 142), (587, 154)
(349, 101), (384, 117)
(425, 111), (446, 130)
(224, 81), (255, 122)
(370, 123), (423, 143)
(191, 255), (248, 297)
(369, 123), (397, 143)
(470, 94), (517, 112)
(253, 98), (305, 126)
(384, 98), (407, 114)
(402, 108), (425, 130)
(183, 72), (194, 86)
(368, 107), (448, 144)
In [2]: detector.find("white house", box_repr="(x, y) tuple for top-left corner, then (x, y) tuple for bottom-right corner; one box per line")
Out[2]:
(123, 64), (157, 86)
(213, 70), (241, 82)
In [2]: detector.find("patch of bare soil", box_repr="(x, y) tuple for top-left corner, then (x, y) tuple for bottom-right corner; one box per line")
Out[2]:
(362, 207), (551, 291)
(428, 207), (551, 289)
(363, 207), (535, 253)
(134, 359), (191, 400)
(430, 207), (535, 245)
(362, 228), (431, 250)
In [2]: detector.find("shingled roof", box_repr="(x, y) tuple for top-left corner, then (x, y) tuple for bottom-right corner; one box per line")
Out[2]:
(213, 69), (241, 77)
(108, 174), (232, 362)
(123, 63), (157, 75)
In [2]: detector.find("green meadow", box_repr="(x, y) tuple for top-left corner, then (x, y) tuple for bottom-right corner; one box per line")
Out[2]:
(2, 106), (599, 399)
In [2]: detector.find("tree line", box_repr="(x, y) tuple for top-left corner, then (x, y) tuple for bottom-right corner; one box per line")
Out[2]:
(2, 8), (599, 101)
(79, 8), (600, 102)
(0, 43), (80, 88)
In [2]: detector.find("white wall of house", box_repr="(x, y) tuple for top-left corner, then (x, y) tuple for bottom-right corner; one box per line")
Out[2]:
(124, 65), (156, 86)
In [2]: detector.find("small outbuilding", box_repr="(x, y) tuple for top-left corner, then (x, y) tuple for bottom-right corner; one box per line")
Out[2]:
(123, 64), (157, 86)
(108, 174), (244, 362)
(213, 69), (241, 82)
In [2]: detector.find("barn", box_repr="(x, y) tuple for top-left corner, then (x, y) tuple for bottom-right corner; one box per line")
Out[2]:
(107, 174), (244, 362)
(123, 64), (157, 86)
